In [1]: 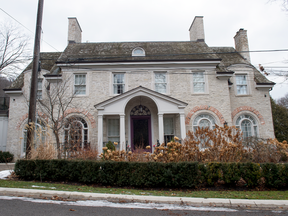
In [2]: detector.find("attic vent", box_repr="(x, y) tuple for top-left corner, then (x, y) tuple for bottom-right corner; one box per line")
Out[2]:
(132, 47), (145, 57)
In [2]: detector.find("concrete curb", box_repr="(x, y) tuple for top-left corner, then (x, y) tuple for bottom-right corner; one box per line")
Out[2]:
(0, 187), (288, 208)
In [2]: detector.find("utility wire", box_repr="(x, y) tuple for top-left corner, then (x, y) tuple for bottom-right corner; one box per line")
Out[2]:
(0, 7), (59, 52)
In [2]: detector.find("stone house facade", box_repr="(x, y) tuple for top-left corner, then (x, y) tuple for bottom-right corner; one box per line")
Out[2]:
(4, 16), (275, 158)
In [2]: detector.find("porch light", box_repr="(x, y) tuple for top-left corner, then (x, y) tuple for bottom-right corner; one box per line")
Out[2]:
(224, 121), (228, 127)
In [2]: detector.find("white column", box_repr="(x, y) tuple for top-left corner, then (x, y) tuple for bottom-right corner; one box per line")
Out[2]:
(97, 114), (103, 154)
(158, 113), (164, 144)
(120, 114), (125, 151)
(180, 113), (186, 141)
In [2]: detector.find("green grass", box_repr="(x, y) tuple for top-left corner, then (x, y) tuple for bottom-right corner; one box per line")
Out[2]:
(1, 179), (288, 200)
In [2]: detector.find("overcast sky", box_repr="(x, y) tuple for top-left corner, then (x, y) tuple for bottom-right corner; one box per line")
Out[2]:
(0, 0), (287, 99)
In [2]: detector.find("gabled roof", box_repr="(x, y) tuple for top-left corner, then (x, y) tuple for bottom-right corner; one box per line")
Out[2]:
(94, 86), (188, 109)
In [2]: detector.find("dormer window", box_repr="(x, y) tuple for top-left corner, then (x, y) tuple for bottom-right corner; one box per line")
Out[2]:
(132, 47), (145, 56)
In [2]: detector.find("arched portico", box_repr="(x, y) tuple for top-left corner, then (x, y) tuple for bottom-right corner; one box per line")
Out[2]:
(94, 86), (188, 154)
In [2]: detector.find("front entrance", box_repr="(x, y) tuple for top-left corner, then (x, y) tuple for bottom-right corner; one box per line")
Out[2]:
(130, 105), (151, 152)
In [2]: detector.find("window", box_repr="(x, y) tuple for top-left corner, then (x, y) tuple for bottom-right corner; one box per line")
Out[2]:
(132, 47), (145, 56)
(107, 119), (120, 150)
(193, 72), (205, 93)
(236, 114), (258, 138)
(155, 72), (167, 93)
(235, 75), (248, 95)
(37, 79), (42, 99)
(113, 73), (125, 94)
(74, 74), (86, 95)
(22, 118), (46, 156)
(164, 117), (174, 145)
(64, 117), (89, 149)
(193, 114), (216, 131)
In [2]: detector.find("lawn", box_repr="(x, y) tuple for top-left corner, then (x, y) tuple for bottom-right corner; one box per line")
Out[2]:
(0, 179), (288, 200)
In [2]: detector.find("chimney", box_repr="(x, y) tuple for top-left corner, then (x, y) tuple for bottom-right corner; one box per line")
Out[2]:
(234, 29), (251, 62)
(189, 16), (205, 42)
(68, 17), (82, 44)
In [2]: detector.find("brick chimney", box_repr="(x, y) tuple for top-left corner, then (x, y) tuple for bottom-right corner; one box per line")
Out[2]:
(189, 16), (205, 42)
(68, 17), (82, 44)
(234, 29), (251, 62)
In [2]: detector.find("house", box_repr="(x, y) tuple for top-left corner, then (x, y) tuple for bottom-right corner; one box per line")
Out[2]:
(4, 16), (275, 158)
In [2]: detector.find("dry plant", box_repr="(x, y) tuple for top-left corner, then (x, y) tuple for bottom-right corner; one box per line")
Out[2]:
(22, 121), (57, 160)
(68, 147), (99, 161)
(99, 126), (288, 163)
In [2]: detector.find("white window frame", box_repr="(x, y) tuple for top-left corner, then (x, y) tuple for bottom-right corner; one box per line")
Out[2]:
(192, 113), (217, 132)
(235, 74), (249, 96)
(235, 114), (258, 139)
(112, 73), (126, 95)
(106, 117), (120, 150)
(132, 47), (145, 57)
(191, 71), (208, 94)
(64, 117), (89, 149)
(74, 74), (87, 95)
(164, 116), (175, 145)
(154, 71), (168, 94)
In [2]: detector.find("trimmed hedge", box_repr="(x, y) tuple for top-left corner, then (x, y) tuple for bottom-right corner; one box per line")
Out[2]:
(14, 160), (288, 189)
(0, 151), (14, 163)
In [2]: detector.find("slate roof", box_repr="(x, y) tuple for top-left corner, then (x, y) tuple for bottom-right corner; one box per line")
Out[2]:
(7, 41), (274, 90)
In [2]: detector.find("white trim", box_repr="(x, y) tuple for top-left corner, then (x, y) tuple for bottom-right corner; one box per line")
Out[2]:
(4, 90), (23, 94)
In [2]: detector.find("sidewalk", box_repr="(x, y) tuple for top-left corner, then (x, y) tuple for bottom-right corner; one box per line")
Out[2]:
(0, 187), (288, 209)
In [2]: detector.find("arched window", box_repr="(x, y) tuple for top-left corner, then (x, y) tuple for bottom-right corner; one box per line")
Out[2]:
(236, 114), (258, 138)
(64, 117), (88, 149)
(22, 118), (46, 156)
(132, 47), (145, 57)
(193, 113), (216, 131)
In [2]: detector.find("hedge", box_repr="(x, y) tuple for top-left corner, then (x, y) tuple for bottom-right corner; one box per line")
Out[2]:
(0, 151), (14, 163)
(14, 160), (288, 189)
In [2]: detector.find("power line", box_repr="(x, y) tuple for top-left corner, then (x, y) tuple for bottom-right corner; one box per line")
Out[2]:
(0, 7), (59, 52)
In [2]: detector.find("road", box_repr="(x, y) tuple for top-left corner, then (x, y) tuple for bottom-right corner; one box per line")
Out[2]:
(0, 196), (287, 216)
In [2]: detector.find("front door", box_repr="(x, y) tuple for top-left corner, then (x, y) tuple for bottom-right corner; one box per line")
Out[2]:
(130, 105), (152, 152)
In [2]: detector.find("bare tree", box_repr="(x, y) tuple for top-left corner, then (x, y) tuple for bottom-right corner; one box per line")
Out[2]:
(269, 0), (288, 11)
(0, 23), (30, 79)
(37, 74), (77, 159)
(277, 93), (288, 108)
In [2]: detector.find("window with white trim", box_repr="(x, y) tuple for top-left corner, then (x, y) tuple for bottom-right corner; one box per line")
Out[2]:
(37, 79), (42, 99)
(193, 113), (216, 132)
(74, 74), (86, 95)
(155, 72), (167, 94)
(193, 72), (205, 93)
(64, 117), (89, 149)
(132, 47), (145, 56)
(107, 118), (120, 150)
(235, 75), (248, 95)
(113, 73), (125, 94)
(236, 114), (258, 138)
(164, 117), (174, 145)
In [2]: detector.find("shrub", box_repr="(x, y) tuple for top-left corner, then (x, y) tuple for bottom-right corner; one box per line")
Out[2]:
(0, 151), (14, 163)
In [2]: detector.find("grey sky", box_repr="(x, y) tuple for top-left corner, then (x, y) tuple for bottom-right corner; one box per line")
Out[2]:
(0, 0), (287, 98)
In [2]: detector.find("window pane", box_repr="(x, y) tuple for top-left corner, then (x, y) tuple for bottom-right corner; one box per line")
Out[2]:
(193, 82), (205, 93)
(155, 73), (166, 83)
(164, 118), (174, 135)
(155, 83), (166, 93)
(241, 119), (252, 138)
(114, 74), (124, 84)
(108, 119), (120, 136)
(237, 85), (247, 95)
(236, 75), (247, 85)
(199, 119), (210, 128)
